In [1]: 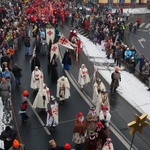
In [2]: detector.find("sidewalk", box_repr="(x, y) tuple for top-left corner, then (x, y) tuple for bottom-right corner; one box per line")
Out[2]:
(78, 34), (150, 121)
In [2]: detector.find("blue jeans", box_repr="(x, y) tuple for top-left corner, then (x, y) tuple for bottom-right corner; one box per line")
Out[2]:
(25, 47), (31, 55)
(15, 76), (21, 85)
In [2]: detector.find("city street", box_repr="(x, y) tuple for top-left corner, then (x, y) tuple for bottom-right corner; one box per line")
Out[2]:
(8, 21), (150, 150)
(125, 14), (150, 59)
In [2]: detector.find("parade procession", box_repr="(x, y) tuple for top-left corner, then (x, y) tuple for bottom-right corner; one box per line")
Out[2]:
(0, 0), (150, 149)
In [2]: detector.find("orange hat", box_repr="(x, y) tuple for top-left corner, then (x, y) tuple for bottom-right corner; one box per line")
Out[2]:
(13, 139), (20, 148)
(2, 78), (6, 82)
(115, 67), (119, 71)
(23, 90), (28, 96)
(64, 143), (71, 150)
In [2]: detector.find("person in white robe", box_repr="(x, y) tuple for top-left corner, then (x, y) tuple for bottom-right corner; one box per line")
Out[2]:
(78, 64), (90, 90)
(32, 83), (50, 109)
(100, 90), (110, 112)
(92, 79), (106, 115)
(56, 76), (70, 104)
(99, 106), (111, 128)
(93, 79), (106, 102)
(30, 66), (43, 90)
(96, 90), (110, 116)
(102, 138), (114, 150)
(46, 95), (58, 129)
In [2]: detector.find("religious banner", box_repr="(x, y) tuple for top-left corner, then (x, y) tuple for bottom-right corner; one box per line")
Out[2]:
(50, 43), (59, 62)
(58, 35), (74, 50)
(51, 102), (59, 124)
(46, 28), (55, 44)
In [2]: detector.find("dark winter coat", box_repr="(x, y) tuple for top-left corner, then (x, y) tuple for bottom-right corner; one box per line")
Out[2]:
(1, 56), (11, 68)
(139, 57), (145, 73)
(12, 66), (22, 77)
(31, 57), (41, 72)
(111, 71), (121, 88)
(62, 52), (71, 65)
(129, 59), (136, 73)
(0, 128), (16, 148)
(50, 60), (58, 83)
(48, 145), (64, 150)
(24, 37), (30, 47)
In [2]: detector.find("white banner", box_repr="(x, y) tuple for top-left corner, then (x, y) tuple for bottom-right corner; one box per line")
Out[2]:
(46, 28), (55, 44)
(58, 35), (74, 50)
(50, 43), (59, 62)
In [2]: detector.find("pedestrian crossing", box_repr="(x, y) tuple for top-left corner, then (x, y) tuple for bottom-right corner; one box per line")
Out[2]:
(126, 22), (150, 29)
(77, 27), (89, 38)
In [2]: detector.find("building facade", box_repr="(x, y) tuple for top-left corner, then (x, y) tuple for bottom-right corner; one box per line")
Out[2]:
(98, 0), (147, 6)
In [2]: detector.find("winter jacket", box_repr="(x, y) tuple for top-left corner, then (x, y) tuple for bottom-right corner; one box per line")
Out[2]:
(12, 66), (22, 77)
(0, 129), (16, 148)
(24, 37), (30, 47)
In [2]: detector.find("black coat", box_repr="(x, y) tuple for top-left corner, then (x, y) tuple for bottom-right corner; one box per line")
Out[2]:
(12, 66), (22, 77)
(50, 60), (58, 83)
(24, 37), (30, 47)
(31, 57), (41, 72)
(0, 129), (16, 147)
(62, 52), (71, 65)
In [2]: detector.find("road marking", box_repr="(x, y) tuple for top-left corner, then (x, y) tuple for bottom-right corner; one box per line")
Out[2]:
(28, 100), (51, 135)
(145, 23), (150, 28)
(142, 30), (148, 32)
(138, 37), (146, 48)
(139, 22), (145, 28)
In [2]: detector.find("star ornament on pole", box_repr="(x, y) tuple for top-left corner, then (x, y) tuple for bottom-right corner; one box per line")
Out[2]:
(127, 113), (149, 136)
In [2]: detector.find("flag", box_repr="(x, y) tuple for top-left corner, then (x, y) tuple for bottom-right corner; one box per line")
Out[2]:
(50, 43), (59, 62)
(58, 35), (74, 50)
(51, 102), (59, 124)
(46, 28), (55, 44)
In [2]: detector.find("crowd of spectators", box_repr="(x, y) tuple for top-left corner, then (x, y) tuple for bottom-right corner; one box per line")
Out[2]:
(70, 3), (150, 88)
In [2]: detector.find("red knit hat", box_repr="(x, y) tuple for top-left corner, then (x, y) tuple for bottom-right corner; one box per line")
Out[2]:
(102, 106), (107, 110)
(97, 122), (104, 128)
(23, 90), (28, 96)
(64, 143), (71, 150)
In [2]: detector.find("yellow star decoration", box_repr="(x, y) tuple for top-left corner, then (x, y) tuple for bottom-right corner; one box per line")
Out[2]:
(127, 113), (149, 136)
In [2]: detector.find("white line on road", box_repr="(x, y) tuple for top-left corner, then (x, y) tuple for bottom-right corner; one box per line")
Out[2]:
(139, 22), (145, 28)
(28, 100), (51, 135)
(145, 23), (150, 28)
(142, 30), (148, 32)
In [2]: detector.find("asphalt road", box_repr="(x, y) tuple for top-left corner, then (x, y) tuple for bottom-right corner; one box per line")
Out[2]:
(9, 20), (150, 150)
(10, 25), (127, 149)
(125, 14), (150, 59)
